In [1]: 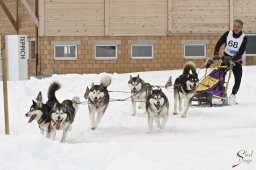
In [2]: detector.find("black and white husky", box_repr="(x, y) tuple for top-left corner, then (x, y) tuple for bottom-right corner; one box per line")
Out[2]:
(173, 61), (199, 118)
(87, 75), (111, 130)
(50, 97), (80, 143)
(146, 89), (169, 134)
(128, 75), (152, 116)
(25, 82), (60, 136)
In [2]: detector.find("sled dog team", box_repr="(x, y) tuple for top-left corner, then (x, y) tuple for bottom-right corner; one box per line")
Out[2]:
(25, 61), (199, 142)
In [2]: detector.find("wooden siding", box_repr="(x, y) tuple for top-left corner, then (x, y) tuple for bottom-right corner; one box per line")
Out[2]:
(170, 0), (230, 33)
(107, 0), (167, 36)
(42, 0), (104, 36)
(0, 0), (17, 35)
(234, 0), (256, 33)
(0, 0), (35, 36)
(38, 0), (256, 36)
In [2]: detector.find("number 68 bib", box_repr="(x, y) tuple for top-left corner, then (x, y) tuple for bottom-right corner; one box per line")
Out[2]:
(224, 30), (245, 56)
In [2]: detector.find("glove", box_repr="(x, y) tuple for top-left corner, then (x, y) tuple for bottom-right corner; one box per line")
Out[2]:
(204, 58), (214, 68)
(213, 54), (219, 60)
(222, 56), (232, 66)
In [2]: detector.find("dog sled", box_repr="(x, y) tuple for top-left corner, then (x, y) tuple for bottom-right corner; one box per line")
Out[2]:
(192, 58), (234, 106)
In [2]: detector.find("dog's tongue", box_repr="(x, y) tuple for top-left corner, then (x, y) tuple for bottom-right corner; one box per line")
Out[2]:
(56, 121), (61, 129)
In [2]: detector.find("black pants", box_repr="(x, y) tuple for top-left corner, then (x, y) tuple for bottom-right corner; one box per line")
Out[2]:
(231, 63), (242, 95)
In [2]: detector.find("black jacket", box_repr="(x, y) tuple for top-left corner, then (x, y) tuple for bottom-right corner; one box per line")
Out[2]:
(214, 31), (247, 64)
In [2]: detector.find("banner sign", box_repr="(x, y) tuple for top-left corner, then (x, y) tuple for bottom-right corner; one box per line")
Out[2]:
(18, 35), (28, 59)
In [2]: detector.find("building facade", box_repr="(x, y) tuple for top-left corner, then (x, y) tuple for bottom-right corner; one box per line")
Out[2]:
(1, 0), (256, 77)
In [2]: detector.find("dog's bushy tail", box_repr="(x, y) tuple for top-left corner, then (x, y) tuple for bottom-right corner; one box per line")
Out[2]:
(48, 82), (61, 99)
(72, 97), (80, 111)
(183, 61), (196, 74)
(100, 74), (112, 88)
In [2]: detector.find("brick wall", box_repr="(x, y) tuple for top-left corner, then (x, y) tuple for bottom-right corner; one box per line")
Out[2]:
(30, 35), (223, 76)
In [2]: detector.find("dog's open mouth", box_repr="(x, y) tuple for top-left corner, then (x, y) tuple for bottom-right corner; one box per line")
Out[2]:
(56, 119), (63, 130)
(28, 114), (36, 123)
(190, 85), (196, 92)
(154, 103), (161, 110)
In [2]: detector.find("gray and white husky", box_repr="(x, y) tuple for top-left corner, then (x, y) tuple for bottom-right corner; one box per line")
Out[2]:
(173, 61), (199, 118)
(50, 96), (80, 143)
(87, 75), (111, 130)
(25, 82), (60, 136)
(128, 75), (152, 116)
(146, 88), (169, 134)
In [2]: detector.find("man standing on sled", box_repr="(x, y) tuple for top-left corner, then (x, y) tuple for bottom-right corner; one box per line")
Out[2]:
(213, 19), (247, 105)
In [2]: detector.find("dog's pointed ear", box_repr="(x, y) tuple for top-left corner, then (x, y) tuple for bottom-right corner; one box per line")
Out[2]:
(84, 86), (89, 99)
(130, 75), (132, 80)
(36, 91), (43, 102)
(32, 100), (36, 105)
(91, 82), (94, 88)
(160, 88), (162, 92)
(53, 103), (57, 109)
(99, 84), (104, 91)
(137, 74), (140, 78)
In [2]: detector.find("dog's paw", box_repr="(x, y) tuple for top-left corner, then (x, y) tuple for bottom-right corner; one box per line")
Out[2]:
(173, 112), (178, 115)
(180, 115), (186, 118)
(138, 103), (145, 109)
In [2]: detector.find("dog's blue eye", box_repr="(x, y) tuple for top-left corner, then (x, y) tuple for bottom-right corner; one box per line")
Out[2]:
(30, 108), (34, 111)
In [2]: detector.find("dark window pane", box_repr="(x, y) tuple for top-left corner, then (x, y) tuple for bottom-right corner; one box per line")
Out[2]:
(246, 36), (256, 54)
(30, 41), (36, 59)
(96, 46), (116, 58)
(132, 46), (152, 57)
(185, 45), (205, 56)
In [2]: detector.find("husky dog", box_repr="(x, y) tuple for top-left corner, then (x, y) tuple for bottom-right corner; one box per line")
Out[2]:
(128, 75), (152, 116)
(50, 97), (80, 143)
(146, 89), (169, 134)
(87, 75), (111, 130)
(25, 82), (60, 136)
(173, 61), (199, 118)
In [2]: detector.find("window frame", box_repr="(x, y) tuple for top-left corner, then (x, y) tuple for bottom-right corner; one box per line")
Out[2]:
(131, 44), (154, 59)
(181, 40), (209, 59)
(245, 34), (256, 56)
(54, 44), (78, 60)
(94, 44), (118, 60)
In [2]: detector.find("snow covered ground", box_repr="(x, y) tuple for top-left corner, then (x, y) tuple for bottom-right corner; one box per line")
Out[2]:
(0, 66), (256, 170)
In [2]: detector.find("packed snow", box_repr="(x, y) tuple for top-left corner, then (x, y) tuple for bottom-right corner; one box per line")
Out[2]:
(0, 66), (256, 170)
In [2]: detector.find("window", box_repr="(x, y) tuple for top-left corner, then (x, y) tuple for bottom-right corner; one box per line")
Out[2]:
(30, 41), (36, 59)
(55, 45), (77, 59)
(246, 34), (256, 56)
(52, 40), (80, 60)
(131, 45), (153, 59)
(95, 45), (117, 59)
(181, 40), (209, 59)
(92, 40), (121, 60)
(184, 44), (206, 59)
(128, 40), (156, 59)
